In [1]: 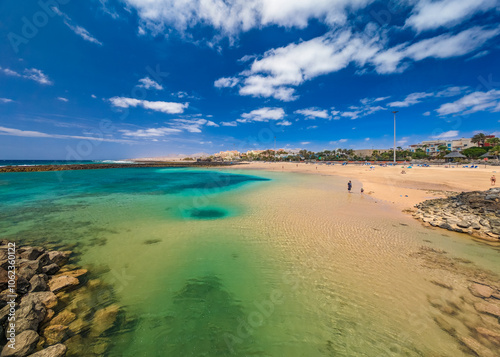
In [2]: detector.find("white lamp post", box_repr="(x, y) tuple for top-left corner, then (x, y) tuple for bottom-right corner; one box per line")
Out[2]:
(392, 111), (398, 164)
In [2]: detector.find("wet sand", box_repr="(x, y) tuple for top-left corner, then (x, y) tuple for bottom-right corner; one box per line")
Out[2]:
(238, 162), (499, 210)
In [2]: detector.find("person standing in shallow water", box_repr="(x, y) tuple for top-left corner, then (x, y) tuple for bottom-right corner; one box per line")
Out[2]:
(492, 175), (496, 186)
(347, 180), (352, 193)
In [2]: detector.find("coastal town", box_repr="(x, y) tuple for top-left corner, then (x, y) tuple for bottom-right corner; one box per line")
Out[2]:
(182, 133), (500, 162)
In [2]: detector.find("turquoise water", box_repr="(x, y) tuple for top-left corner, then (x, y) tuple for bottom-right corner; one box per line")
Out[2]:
(1, 168), (499, 356)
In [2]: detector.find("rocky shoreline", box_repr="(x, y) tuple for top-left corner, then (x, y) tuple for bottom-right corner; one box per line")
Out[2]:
(413, 188), (500, 241)
(0, 242), (122, 357)
(0, 162), (243, 173)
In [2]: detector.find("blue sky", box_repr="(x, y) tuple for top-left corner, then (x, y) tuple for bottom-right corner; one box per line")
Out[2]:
(0, 0), (499, 159)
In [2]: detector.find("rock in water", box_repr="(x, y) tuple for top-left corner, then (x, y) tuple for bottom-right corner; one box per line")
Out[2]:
(28, 275), (48, 293)
(0, 330), (39, 357)
(48, 276), (79, 293)
(50, 310), (76, 326)
(90, 304), (120, 337)
(459, 336), (496, 357)
(41, 264), (60, 276)
(26, 344), (67, 357)
(42, 325), (69, 346)
(47, 251), (71, 267)
(469, 283), (494, 298)
(474, 302), (500, 317)
(21, 292), (58, 310)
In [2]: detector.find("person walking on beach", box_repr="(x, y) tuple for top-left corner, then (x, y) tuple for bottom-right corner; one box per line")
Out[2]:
(492, 175), (496, 186)
(347, 180), (352, 193)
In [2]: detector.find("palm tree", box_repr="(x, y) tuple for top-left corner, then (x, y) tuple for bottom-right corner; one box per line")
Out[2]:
(472, 133), (486, 147)
(486, 137), (500, 146)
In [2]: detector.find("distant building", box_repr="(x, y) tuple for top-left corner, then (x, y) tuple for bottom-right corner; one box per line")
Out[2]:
(354, 149), (391, 157)
(214, 150), (241, 160)
(409, 138), (476, 155)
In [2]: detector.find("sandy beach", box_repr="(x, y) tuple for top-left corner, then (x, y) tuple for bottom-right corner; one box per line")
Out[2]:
(238, 162), (499, 210)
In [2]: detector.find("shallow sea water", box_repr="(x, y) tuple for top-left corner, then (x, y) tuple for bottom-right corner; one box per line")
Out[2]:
(1, 167), (499, 356)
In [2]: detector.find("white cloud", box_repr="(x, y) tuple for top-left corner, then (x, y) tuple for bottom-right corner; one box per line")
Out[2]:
(423, 111), (431, 116)
(276, 120), (292, 126)
(301, 141), (310, 145)
(306, 125), (318, 129)
(220, 121), (238, 126)
(295, 108), (330, 119)
(57, 97), (69, 102)
(109, 97), (188, 114)
(119, 127), (181, 137)
(0, 126), (132, 143)
(0, 98), (13, 103)
(431, 130), (460, 139)
(406, 0), (498, 32)
(0, 67), (53, 85)
(169, 118), (219, 133)
(23, 68), (53, 85)
(435, 86), (469, 97)
(137, 77), (164, 90)
(53, 7), (103, 45)
(91, 94), (97, 99)
(0, 67), (21, 77)
(436, 89), (500, 115)
(364, 137), (370, 141)
(238, 107), (285, 123)
(217, 25), (499, 101)
(214, 77), (239, 88)
(388, 92), (433, 107)
(123, 0), (374, 38)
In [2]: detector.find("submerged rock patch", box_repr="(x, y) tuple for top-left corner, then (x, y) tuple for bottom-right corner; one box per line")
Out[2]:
(188, 208), (228, 219)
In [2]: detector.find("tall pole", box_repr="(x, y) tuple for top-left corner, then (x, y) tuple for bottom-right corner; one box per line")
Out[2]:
(392, 111), (398, 164)
(274, 136), (276, 162)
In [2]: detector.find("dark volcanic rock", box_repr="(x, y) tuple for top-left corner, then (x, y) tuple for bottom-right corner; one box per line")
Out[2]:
(414, 188), (500, 240)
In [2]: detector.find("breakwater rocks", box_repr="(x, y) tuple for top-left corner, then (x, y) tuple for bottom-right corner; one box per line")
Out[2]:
(0, 241), (122, 357)
(413, 188), (500, 240)
(0, 162), (242, 173)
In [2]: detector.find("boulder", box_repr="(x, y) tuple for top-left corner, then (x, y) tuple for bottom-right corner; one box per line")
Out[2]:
(0, 330), (39, 357)
(14, 302), (46, 335)
(48, 276), (79, 293)
(41, 325), (68, 346)
(16, 276), (31, 295)
(18, 260), (42, 281)
(474, 302), (500, 317)
(54, 269), (87, 280)
(21, 292), (58, 310)
(476, 327), (500, 346)
(18, 247), (44, 261)
(0, 268), (9, 291)
(469, 283), (494, 298)
(41, 264), (60, 276)
(42, 309), (55, 325)
(68, 318), (90, 335)
(90, 304), (120, 337)
(27, 344), (66, 357)
(50, 310), (76, 326)
(47, 252), (71, 267)
(28, 275), (48, 293)
(459, 336), (496, 357)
